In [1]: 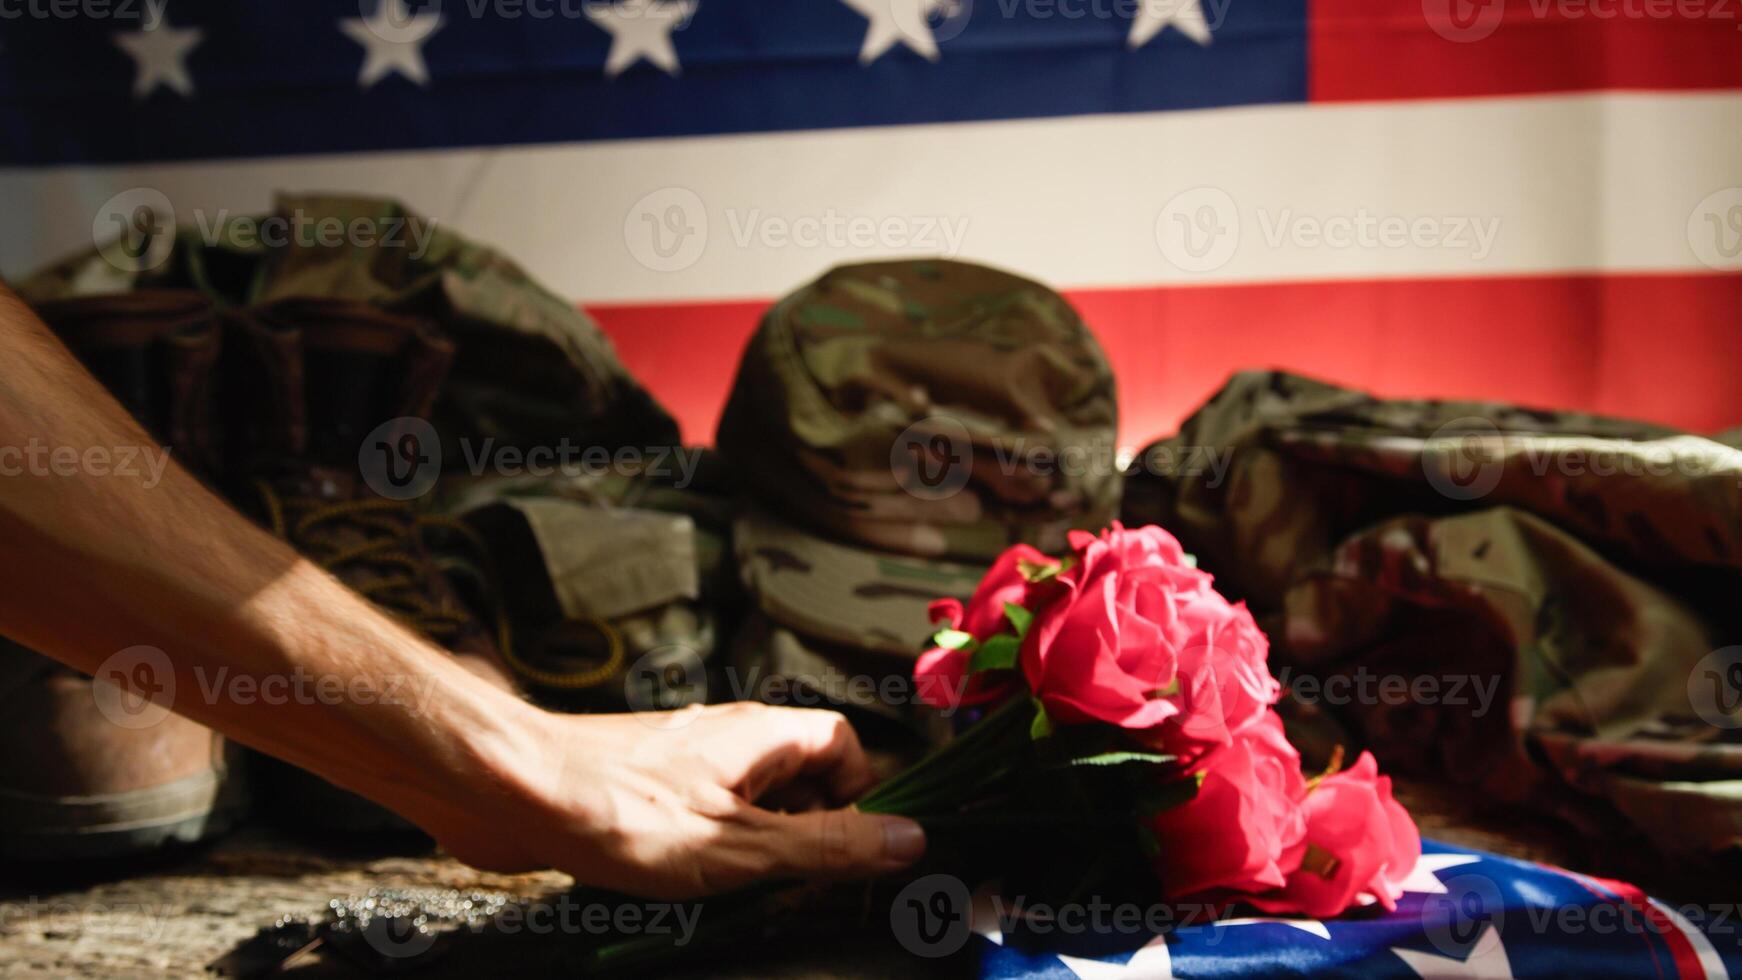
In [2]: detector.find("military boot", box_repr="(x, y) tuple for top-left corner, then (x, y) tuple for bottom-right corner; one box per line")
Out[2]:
(227, 297), (513, 832)
(0, 290), (247, 860)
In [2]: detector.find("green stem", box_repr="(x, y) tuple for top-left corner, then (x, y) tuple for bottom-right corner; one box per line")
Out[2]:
(859, 697), (1033, 814)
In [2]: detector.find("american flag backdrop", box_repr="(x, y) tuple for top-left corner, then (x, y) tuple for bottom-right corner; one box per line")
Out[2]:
(0, 0), (1739, 443)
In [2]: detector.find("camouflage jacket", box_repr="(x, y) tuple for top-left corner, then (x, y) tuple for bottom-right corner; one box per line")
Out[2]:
(1125, 370), (1742, 859)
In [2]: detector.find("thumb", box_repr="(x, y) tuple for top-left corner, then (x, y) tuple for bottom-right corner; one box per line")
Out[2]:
(754, 807), (927, 880)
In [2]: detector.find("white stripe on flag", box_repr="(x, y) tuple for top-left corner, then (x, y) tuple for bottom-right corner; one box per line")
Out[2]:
(1649, 898), (1732, 980)
(2, 91), (1740, 299)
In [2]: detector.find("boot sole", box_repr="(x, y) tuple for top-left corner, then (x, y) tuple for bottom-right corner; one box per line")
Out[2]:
(0, 763), (248, 861)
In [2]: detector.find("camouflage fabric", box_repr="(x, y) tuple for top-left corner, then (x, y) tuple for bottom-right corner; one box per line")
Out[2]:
(431, 455), (734, 713)
(734, 509), (986, 658)
(1125, 370), (1742, 858)
(717, 259), (1121, 747)
(18, 193), (679, 459)
(716, 258), (1120, 561)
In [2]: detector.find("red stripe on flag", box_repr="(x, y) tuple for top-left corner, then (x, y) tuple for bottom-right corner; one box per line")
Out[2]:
(1311, 0), (1742, 102)
(1576, 874), (1708, 979)
(588, 272), (1742, 447)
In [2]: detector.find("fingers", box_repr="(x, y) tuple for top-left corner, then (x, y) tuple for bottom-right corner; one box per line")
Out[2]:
(708, 705), (878, 806)
(748, 807), (927, 882)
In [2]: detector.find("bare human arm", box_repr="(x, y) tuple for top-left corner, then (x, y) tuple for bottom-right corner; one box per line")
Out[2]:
(0, 282), (924, 897)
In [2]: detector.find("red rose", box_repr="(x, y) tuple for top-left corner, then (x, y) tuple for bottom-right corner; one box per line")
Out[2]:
(1144, 598), (1281, 772)
(1148, 710), (1307, 896)
(1020, 523), (1277, 743)
(913, 544), (1049, 710)
(1248, 751), (1422, 918)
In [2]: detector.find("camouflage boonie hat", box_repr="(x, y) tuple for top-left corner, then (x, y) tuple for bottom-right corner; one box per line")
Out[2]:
(734, 508), (986, 658)
(718, 259), (1120, 748)
(716, 258), (1120, 562)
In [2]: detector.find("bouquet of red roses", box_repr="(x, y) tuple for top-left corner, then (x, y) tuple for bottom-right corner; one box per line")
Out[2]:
(593, 523), (1419, 971)
(860, 522), (1420, 919)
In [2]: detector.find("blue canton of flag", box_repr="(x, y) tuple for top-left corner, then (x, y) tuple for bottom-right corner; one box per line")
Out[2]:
(0, 0), (1307, 165)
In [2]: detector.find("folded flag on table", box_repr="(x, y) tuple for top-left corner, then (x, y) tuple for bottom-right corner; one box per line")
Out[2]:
(976, 840), (1740, 979)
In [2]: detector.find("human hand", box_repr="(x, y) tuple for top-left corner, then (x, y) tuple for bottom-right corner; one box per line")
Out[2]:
(430, 701), (928, 899)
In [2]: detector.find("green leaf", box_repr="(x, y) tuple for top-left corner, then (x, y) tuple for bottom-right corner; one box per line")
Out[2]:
(968, 634), (1019, 673)
(931, 628), (976, 651)
(1017, 555), (1074, 583)
(1029, 701), (1053, 741)
(1003, 602), (1033, 638)
(1065, 751), (1175, 768)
